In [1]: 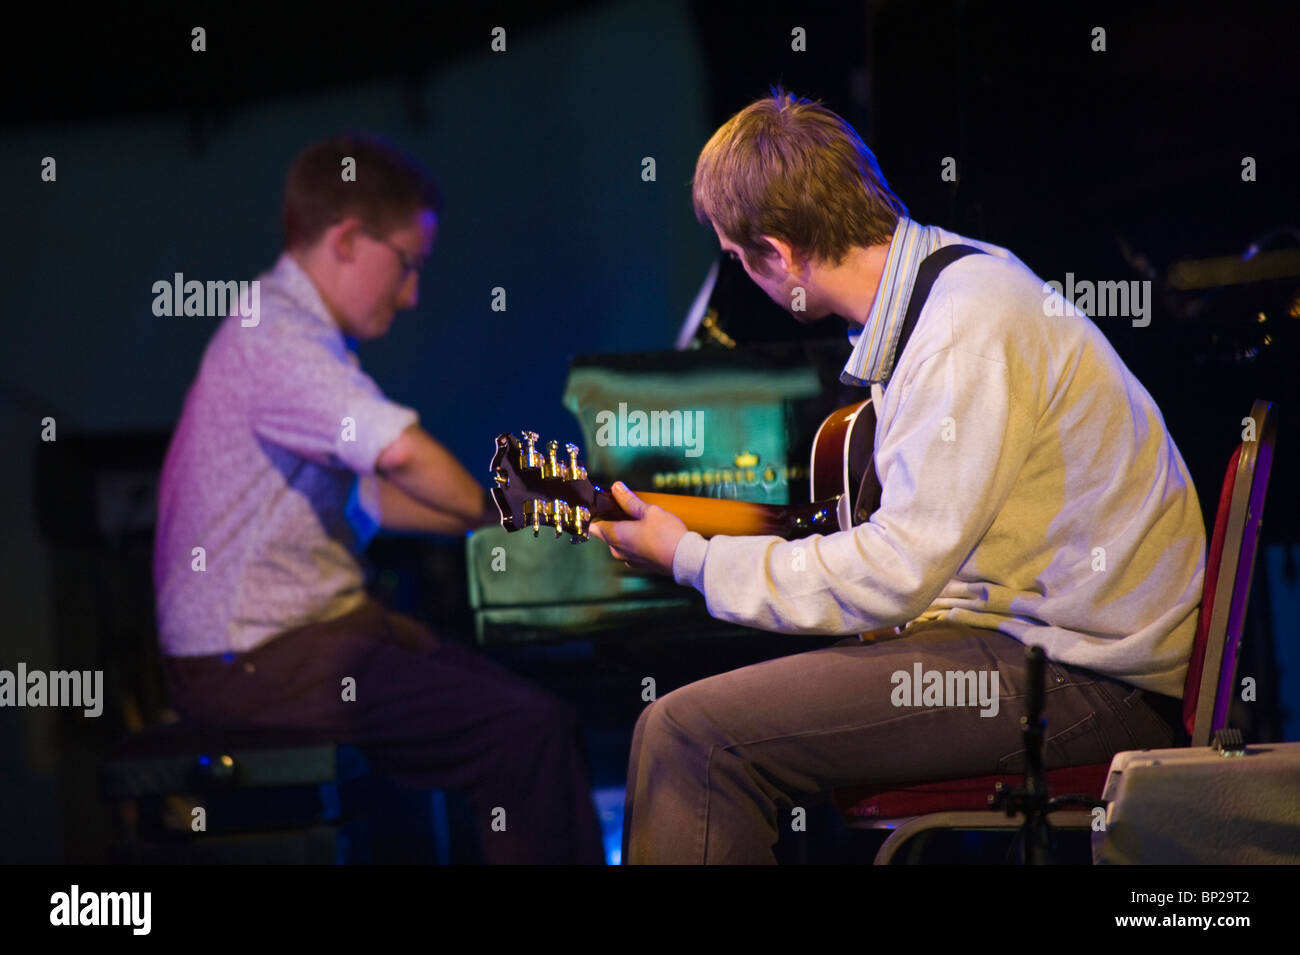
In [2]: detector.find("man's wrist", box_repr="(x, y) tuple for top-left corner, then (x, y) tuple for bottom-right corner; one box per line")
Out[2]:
(671, 530), (709, 589)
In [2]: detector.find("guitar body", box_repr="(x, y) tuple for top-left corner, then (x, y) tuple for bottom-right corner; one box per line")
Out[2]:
(808, 398), (877, 532)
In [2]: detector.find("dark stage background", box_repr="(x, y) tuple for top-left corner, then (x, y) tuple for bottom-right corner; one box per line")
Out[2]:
(3, 1), (1298, 863)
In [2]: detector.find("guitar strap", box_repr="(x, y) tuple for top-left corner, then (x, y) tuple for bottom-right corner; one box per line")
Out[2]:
(851, 244), (988, 525)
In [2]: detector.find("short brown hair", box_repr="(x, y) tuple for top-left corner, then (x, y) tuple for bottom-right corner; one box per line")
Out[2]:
(283, 132), (442, 250)
(692, 87), (907, 268)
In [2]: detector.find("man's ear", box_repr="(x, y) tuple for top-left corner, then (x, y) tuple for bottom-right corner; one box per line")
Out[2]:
(760, 235), (803, 276)
(326, 216), (364, 264)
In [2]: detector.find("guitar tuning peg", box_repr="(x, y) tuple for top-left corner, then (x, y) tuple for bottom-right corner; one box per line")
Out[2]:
(546, 439), (562, 480)
(550, 498), (569, 539)
(571, 505), (591, 541)
(520, 430), (541, 470)
(565, 442), (587, 481)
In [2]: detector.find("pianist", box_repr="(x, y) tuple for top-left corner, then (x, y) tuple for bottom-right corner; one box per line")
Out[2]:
(153, 133), (603, 864)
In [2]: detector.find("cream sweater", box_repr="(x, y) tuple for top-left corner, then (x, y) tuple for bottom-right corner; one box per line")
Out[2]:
(672, 235), (1205, 698)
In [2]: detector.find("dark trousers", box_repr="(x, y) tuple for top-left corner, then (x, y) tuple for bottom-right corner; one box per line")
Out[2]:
(622, 619), (1187, 864)
(162, 599), (605, 864)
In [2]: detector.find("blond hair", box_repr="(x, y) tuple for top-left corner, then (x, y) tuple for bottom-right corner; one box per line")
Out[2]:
(692, 87), (907, 268)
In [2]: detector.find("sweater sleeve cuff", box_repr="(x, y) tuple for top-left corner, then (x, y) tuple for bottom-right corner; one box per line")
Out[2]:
(672, 531), (710, 590)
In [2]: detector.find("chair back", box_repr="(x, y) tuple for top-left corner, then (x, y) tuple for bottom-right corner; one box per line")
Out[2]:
(1182, 400), (1276, 746)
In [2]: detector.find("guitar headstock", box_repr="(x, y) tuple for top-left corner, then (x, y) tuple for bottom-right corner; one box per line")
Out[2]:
(489, 431), (614, 541)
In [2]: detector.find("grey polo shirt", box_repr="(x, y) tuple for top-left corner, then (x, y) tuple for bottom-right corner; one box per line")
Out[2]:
(154, 252), (418, 657)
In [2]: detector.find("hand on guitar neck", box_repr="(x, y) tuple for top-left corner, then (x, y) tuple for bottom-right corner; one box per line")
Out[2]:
(588, 482), (688, 576)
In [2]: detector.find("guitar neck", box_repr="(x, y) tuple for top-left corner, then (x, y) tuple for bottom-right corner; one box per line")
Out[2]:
(624, 490), (840, 540)
(488, 413), (867, 543)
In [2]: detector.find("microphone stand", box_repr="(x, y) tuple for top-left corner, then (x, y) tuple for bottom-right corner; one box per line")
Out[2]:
(988, 645), (1105, 864)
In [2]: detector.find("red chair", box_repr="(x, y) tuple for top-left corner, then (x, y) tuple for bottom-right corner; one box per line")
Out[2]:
(831, 399), (1278, 863)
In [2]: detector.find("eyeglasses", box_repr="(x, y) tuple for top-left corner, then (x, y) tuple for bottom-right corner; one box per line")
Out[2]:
(368, 234), (426, 277)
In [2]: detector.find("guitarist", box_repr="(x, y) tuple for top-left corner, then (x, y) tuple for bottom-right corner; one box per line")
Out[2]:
(590, 89), (1206, 864)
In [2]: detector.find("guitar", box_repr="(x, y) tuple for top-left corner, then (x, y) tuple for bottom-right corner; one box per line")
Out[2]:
(489, 398), (880, 543)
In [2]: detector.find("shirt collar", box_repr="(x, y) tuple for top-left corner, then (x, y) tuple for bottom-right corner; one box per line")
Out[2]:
(264, 251), (360, 364)
(266, 251), (344, 336)
(839, 217), (944, 386)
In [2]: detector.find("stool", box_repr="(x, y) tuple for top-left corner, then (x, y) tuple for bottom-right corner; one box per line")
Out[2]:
(101, 720), (370, 864)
